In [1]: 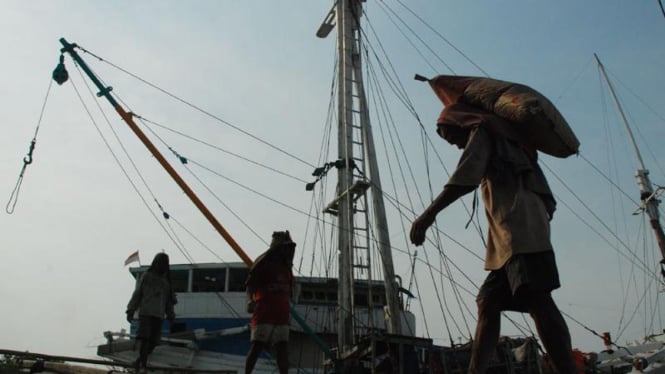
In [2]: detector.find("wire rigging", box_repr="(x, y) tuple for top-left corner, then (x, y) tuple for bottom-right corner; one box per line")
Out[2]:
(542, 160), (658, 279)
(135, 114), (309, 184)
(603, 66), (665, 180)
(75, 45), (316, 169)
(138, 118), (270, 247)
(391, 0), (489, 77)
(6, 78), (54, 214)
(67, 66), (197, 259)
(375, 1), (455, 74)
(76, 62), (206, 265)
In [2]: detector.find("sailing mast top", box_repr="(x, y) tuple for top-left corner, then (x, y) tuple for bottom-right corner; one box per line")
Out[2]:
(594, 53), (665, 280)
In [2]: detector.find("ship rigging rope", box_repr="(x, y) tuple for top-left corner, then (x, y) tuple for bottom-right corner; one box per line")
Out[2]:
(68, 63), (189, 257)
(614, 225), (659, 341)
(137, 116), (270, 246)
(580, 154), (641, 207)
(599, 64), (665, 182)
(373, 2), (455, 75)
(560, 309), (634, 354)
(74, 45), (316, 169)
(542, 160), (661, 280)
(390, 0), (490, 77)
(6, 78), (53, 214)
(167, 213), (233, 263)
(74, 63), (207, 266)
(135, 114), (308, 184)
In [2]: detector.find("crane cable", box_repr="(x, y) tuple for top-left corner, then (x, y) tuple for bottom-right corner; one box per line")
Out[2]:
(6, 79), (54, 214)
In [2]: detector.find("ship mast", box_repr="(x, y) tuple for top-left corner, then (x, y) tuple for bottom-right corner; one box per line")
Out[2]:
(595, 53), (665, 279)
(318, 0), (402, 353)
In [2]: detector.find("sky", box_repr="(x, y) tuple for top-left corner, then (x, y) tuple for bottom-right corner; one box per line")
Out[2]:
(1, 0), (665, 363)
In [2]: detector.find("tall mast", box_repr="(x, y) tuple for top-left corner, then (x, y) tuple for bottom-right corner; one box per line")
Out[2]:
(319, 0), (402, 353)
(336, 0), (356, 351)
(352, 13), (403, 337)
(594, 53), (665, 278)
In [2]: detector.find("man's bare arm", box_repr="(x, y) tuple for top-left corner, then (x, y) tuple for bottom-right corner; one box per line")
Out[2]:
(410, 184), (476, 245)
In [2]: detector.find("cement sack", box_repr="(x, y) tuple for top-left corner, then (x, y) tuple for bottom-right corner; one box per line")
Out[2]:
(428, 75), (580, 158)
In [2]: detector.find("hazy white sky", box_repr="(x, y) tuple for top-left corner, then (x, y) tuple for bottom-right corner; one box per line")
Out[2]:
(1, 0), (665, 361)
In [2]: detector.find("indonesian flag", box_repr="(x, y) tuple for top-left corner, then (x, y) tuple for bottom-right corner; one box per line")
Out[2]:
(124, 250), (140, 266)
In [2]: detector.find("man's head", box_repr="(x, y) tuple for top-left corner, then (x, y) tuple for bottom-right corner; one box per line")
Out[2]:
(269, 231), (296, 264)
(437, 123), (470, 149)
(149, 252), (170, 275)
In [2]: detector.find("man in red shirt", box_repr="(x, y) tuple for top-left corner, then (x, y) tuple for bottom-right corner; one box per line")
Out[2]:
(245, 231), (295, 374)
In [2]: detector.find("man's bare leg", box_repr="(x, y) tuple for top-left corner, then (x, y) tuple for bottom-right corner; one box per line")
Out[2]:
(467, 297), (501, 374)
(275, 341), (289, 374)
(527, 293), (577, 374)
(245, 341), (266, 374)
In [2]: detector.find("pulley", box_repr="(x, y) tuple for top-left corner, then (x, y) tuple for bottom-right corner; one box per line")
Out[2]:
(52, 55), (68, 85)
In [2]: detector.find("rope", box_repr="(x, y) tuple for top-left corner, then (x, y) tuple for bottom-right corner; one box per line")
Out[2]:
(74, 44), (316, 169)
(70, 62), (194, 262)
(390, 0), (490, 77)
(135, 114), (308, 184)
(374, 2), (455, 74)
(6, 79), (53, 214)
(560, 309), (633, 354)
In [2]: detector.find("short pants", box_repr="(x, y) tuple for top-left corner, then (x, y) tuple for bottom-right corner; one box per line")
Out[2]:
(477, 251), (561, 312)
(250, 324), (289, 345)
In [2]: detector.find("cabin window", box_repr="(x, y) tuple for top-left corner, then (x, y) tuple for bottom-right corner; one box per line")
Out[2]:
(192, 268), (226, 292)
(170, 270), (189, 292)
(228, 268), (249, 292)
(302, 290), (313, 300)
